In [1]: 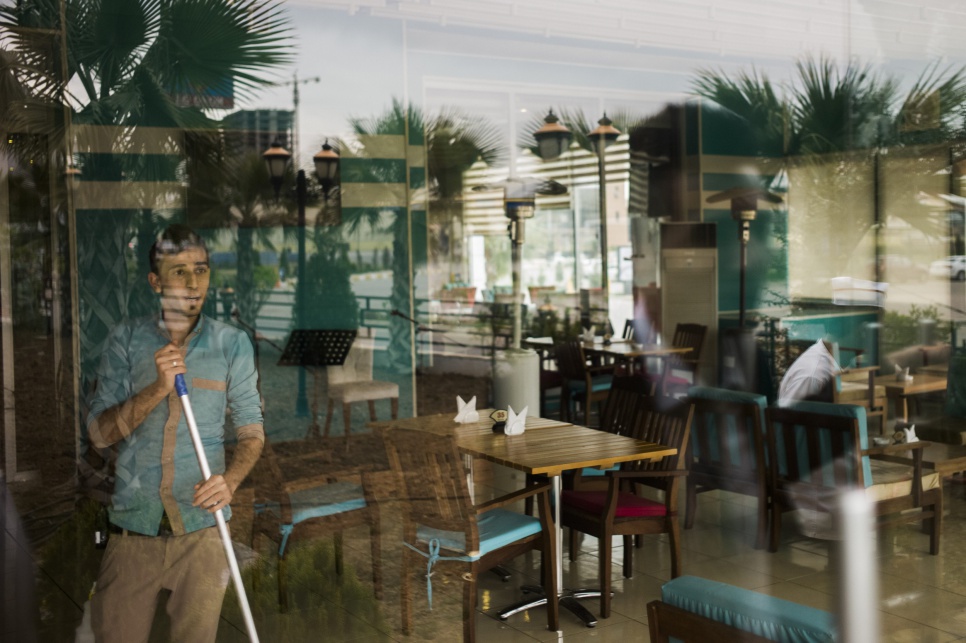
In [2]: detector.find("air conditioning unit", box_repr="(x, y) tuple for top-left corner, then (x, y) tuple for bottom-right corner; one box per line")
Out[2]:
(660, 222), (717, 386)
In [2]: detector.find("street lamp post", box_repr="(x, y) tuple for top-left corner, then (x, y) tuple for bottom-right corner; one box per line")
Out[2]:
(588, 114), (620, 318)
(264, 138), (341, 417)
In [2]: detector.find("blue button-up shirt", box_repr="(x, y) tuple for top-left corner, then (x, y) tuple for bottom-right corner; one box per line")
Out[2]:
(88, 314), (263, 536)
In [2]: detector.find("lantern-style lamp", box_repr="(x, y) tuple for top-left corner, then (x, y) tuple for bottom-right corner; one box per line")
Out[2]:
(262, 138), (292, 197)
(533, 110), (573, 161)
(588, 113), (620, 155)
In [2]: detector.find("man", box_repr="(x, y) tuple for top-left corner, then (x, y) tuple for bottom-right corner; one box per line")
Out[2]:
(88, 225), (263, 643)
(777, 338), (840, 405)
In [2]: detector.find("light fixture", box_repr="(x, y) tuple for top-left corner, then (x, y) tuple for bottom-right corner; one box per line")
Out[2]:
(312, 139), (339, 191)
(587, 113), (621, 316)
(262, 137), (292, 197)
(533, 109), (572, 161)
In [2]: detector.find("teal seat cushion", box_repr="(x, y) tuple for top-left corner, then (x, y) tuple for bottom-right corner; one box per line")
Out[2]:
(688, 386), (767, 462)
(255, 481), (368, 526)
(415, 508), (542, 561)
(774, 401), (872, 488)
(662, 576), (837, 643)
(570, 374), (613, 395)
(254, 481), (369, 556)
(579, 464), (620, 477)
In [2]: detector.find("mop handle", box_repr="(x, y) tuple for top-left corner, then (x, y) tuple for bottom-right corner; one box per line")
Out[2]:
(175, 374), (260, 643)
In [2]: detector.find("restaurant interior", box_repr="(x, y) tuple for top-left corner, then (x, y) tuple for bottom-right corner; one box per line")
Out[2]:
(6, 0), (966, 641)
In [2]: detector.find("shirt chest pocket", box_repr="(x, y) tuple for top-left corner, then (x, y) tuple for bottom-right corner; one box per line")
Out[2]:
(190, 377), (228, 430)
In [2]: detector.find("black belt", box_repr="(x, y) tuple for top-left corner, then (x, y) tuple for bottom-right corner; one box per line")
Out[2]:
(109, 512), (174, 537)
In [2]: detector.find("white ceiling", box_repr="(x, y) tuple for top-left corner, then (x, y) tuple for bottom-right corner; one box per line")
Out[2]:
(294, 0), (966, 62)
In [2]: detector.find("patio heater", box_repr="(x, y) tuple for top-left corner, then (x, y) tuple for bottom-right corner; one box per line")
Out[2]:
(477, 173), (567, 415)
(706, 185), (783, 392)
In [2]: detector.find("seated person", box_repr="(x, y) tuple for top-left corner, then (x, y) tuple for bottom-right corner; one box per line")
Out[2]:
(778, 338), (839, 404)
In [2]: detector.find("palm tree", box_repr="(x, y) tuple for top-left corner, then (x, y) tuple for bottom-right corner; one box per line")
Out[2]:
(347, 99), (503, 372)
(1, 0), (293, 384)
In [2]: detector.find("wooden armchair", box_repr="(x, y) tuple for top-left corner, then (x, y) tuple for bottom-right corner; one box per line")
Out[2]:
(555, 339), (615, 426)
(764, 401), (941, 554)
(385, 427), (559, 643)
(250, 434), (384, 611)
(561, 395), (694, 618)
(685, 387), (769, 549)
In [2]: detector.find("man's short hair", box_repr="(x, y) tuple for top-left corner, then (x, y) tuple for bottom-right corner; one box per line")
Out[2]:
(149, 225), (208, 274)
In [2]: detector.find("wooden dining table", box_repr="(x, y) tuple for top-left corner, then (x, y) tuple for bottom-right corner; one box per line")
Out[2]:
(370, 410), (677, 628)
(875, 371), (948, 422)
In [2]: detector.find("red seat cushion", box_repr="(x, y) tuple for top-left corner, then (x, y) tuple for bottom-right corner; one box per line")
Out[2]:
(562, 490), (667, 517)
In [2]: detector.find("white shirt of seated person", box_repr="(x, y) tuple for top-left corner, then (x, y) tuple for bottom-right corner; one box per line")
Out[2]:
(778, 338), (840, 405)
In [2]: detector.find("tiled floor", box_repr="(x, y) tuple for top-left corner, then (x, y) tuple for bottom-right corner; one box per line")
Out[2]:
(8, 460), (966, 641)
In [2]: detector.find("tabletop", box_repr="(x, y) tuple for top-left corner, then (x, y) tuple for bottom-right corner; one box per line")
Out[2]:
(371, 411), (676, 477)
(875, 372), (947, 395)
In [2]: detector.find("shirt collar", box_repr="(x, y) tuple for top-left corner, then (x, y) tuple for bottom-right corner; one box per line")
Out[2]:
(155, 313), (207, 344)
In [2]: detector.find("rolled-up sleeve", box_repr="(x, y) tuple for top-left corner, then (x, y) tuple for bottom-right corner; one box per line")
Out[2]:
(227, 331), (264, 442)
(87, 325), (134, 448)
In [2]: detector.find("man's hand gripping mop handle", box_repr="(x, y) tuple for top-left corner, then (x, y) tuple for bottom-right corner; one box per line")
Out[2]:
(175, 374), (259, 643)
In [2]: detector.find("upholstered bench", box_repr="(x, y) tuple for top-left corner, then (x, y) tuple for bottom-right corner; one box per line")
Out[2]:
(647, 576), (837, 642)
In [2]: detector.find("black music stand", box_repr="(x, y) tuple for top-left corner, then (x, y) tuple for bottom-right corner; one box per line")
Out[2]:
(279, 329), (357, 437)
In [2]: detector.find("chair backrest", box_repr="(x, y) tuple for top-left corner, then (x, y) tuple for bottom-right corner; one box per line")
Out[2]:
(622, 319), (635, 342)
(764, 401), (872, 491)
(687, 386), (767, 473)
(555, 339), (588, 380)
(384, 427), (478, 553)
(671, 324), (707, 362)
(623, 395), (694, 493)
(944, 354), (966, 417)
(600, 376), (653, 436)
(328, 337), (375, 385)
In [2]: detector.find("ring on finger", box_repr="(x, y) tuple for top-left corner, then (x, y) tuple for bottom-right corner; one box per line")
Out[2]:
(172, 360), (177, 367)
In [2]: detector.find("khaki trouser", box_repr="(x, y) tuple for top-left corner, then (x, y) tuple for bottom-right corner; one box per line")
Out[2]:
(91, 526), (230, 643)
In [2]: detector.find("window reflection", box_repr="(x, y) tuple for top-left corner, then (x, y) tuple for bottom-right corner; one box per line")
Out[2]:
(5, 1), (966, 640)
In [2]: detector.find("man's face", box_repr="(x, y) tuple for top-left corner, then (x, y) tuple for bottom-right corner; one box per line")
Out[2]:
(148, 247), (210, 321)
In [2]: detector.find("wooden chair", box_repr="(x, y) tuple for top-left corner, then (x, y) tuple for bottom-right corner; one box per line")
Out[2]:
(660, 323), (707, 397)
(555, 339), (615, 426)
(385, 427), (559, 643)
(320, 335), (399, 442)
(250, 434), (383, 611)
(561, 395), (694, 618)
(685, 387), (769, 549)
(764, 401), (941, 554)
(568, 375), (656, 490)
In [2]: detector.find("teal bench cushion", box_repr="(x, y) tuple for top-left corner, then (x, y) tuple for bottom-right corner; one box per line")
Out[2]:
(662, 576), (837, 643)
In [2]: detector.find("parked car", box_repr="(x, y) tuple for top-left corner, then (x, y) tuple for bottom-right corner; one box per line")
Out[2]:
(929, 256), (966, 280)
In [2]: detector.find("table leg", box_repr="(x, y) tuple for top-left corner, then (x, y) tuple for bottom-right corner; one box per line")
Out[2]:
(497, 475), (601, 628)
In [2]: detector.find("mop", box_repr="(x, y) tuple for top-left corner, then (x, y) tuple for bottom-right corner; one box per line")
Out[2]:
(175, 374), (260, 643)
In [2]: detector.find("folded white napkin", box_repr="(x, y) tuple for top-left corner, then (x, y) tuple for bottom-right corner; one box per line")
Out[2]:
(454, 395), (480, 423)
(580, 326), (595, 342)
(894, 364), (911, 381)
(504, 405), (528, 435)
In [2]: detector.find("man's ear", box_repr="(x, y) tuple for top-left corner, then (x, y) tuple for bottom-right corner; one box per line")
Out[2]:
(148, 272), (162, 294)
